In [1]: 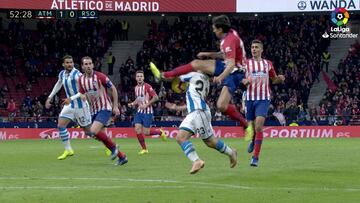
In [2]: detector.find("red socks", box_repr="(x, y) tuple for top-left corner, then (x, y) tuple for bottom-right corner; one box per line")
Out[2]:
(163, 63), (194, 78)
(224, 104), (248, 127)
(136, 133), (147, 150)
(95, 131), (115, 150)
(253, 131), (263, 158)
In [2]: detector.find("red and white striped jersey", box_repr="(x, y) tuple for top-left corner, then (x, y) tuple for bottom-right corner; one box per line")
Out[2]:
(245, 58), (277, 101)
(135, 83), (157, 114)
(78, 71), (113, 115)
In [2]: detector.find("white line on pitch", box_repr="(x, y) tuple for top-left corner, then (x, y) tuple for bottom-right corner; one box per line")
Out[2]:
(0, 177), (358, 192)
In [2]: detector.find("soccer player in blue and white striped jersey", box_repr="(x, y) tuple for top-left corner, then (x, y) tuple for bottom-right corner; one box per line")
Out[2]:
(165, 71), (237, 174)
(45, 55), (92, 160)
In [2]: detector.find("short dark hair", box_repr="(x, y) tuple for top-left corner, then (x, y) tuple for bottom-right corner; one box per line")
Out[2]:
(251, 39), (263, 48)
(81, 56), (93, 65)
(62, 55), (73, 62)
(136, 70), (144, 75)
(212, 15), (231, 33)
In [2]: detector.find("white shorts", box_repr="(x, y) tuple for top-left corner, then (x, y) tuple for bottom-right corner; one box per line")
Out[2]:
(179, 110), (214, 139)
(59, 102), (92, 127)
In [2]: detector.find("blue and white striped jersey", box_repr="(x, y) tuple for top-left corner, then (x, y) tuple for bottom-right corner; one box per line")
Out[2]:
(49, 67), (84, 109)
(179, 72), (210, 113)
(60, 68), (83, 109)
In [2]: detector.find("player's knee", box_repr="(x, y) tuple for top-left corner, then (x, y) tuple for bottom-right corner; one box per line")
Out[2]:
(143, 131), (150, 136)
(176, 134), (187, 144)
(255, 126), (263, 133)
(217, 102), (227, 112)
(191, 59), (202, 70)
(134, 127), (142, 134)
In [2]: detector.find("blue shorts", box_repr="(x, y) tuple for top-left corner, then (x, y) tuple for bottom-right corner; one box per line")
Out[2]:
(92, 110), (112, 126)
(214, 60), (245, 95)
(245, 100), (270, 121)
(134, 112), (153, 128)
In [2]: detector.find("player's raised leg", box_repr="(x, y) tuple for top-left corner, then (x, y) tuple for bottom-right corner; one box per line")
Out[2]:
(176, 129), (204, 174)
(149, 59), (216, 81)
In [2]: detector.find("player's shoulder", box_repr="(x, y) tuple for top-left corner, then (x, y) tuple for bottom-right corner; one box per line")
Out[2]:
(94, 71), (108, 79)
(73, 68), (81, 74)
(227, 29), (241, 41)
(58, 70), (65, 77)
(263, 59), (273, 66)
(144, 82), (153, 88)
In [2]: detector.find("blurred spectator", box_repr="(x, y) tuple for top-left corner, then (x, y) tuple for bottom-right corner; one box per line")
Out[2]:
(107, 52), (116, 75)
(7, 99), (16, 119)
(321, 49), (331, 72)
(121, 20), (129, 40)
(16, 81), (24, 92)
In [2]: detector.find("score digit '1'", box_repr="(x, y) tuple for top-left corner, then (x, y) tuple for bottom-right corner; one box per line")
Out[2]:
(56, 10), (77, 19)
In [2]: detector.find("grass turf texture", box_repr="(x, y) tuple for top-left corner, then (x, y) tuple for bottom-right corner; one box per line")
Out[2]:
(0, 138), (359, 203)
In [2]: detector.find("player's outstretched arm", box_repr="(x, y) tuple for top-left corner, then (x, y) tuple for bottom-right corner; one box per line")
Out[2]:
(109, 85), (120, 116)
(165, 102), (187, 111)
(61, 92), (86, 105)
(271, 75), (285, 84)
(46, 79), (63, 109)
(214, 58), (235, 84)
(197, 51), (224, 60)
(128, 100), (138, 108)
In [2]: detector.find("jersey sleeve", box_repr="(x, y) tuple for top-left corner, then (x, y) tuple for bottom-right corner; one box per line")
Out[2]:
(97, 72), (113, 88)
(223, 37), (237, 60)
(145, 83), (157, 97)
(179, 72), (195, 82)
(268, 60), (277, 78)
(48, 70), (64, 98)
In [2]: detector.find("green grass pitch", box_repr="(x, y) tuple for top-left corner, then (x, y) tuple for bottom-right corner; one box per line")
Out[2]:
(0, 138), (359, 203)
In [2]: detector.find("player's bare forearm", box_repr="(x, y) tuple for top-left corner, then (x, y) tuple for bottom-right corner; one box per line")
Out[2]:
(110, 85), (119, 108)
(271, 75), (285, 84)
(219, 59), (235, 80)
(175, 104), (187, 111)
(147, 95), (159, 106)
(197, 51), (224, 59)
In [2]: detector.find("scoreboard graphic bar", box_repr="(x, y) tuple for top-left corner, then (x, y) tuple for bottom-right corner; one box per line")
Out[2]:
(7, 10), (98, 19)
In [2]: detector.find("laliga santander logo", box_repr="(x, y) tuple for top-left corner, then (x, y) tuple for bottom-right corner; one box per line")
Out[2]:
(331, 7), (349, 26)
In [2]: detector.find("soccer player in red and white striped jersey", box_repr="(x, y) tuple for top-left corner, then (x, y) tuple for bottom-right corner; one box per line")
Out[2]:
(243, 40), (285, 167)
(78, 56), (128, 165)
(149, 15), (253, 138)
(128, 70), (166, 155)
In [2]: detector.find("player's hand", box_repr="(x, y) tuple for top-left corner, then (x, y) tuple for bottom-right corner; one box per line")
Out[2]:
(278, 75), (285, 83)
(113, 106), (120, 116)
(61, 98), (71, 106)
(45, 99), (52, 109)
(197, 52), (210, 59)
(213, 75), (224, 85)
(242, 78), (250, 86)
(165, 102), (177, 111)
(80, 94), (87, 101)
(139, 103), (148, 110)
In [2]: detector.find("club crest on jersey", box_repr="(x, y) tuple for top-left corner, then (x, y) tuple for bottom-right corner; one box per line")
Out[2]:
(225, 46), (232, 53)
